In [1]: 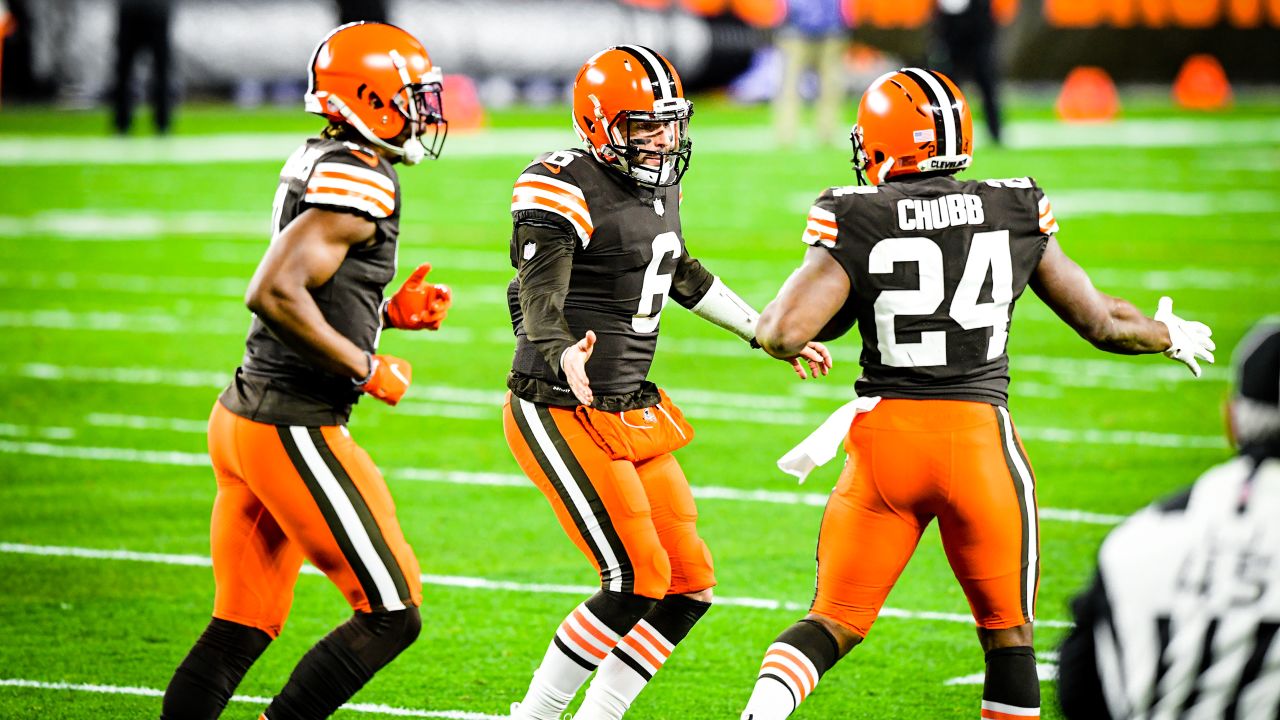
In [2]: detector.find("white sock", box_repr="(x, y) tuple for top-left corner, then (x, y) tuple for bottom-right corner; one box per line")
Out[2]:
(740, 643), (821, 720)
(512, 603), (623, 720)
(576, 619), (675, 720)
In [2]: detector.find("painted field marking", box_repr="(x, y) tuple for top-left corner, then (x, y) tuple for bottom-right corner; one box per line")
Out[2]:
(0, 437), (1127, 526)
(4, 356), (1233, 441)
(0, 678), (503, 719)
(0, 541), (1073, 629)
(0, 118), (1277, 166)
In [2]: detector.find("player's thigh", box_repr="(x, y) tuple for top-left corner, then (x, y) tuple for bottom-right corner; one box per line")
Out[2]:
(636, 453), (715, 595)
(937, 406), (1038, 628)
(505, 395), (669, 598)
(813, 423), (930, 637)
(208, 403), (304, 637)
(236, 420), (420, 614)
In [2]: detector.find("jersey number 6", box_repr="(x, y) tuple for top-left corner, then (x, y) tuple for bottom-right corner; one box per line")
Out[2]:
(869, 230), (1013, 368)
(633, 232), (681, 333)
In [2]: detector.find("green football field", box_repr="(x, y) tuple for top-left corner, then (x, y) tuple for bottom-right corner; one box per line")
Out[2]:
(1, 96), (1278, 719)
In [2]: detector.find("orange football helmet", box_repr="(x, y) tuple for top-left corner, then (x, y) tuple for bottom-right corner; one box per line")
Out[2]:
(304, 22), (446, 165)
(851, 68), (973, 185)
(572, 45), (693, 187)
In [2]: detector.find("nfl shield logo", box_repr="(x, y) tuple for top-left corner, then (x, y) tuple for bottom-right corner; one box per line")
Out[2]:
(643, 408), (657, 423)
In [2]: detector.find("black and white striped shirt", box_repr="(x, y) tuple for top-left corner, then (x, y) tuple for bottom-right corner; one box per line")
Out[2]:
(1059, 455), (1280, 720)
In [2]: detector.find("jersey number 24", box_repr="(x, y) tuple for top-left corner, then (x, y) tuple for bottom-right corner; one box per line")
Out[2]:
(870, 230), (1012, 368)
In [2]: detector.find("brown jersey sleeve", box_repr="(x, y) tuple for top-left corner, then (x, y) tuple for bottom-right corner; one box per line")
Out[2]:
(669, 253), (716, 309)
(513, 209), (578, 376)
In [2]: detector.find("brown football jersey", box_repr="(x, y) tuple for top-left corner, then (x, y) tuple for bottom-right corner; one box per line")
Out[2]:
(219, 137), (402, 426)
(805, 174), (1057, 405)
(506, 149), (714, 410)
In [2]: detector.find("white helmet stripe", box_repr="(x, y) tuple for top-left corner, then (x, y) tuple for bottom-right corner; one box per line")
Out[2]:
(903, 68), (957, 157)
(620, 44), (674, 101)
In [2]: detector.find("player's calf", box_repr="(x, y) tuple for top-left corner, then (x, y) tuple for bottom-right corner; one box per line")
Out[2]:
(261, 606), (421, 720)
(511, 590), (657, 720)
(576, 592), (713, 719)
(983, 646), (1040, 719)
(161, 617), (274, 720)
(741, 618), (847, 720)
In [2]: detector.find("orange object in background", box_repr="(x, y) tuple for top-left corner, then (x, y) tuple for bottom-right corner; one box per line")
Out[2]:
(731, 0), (786, 27)
(442, 75), (486, 132)
(681, 0), (730, 16)
(1055, 67), (1120, 121)
(1173, 54), (1233, 110)
(0, 11), (13, 109)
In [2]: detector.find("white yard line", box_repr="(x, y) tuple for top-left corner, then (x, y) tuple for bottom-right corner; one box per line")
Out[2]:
(0, 678), (503, 719)
(943, 663), (1059, 686)
(0, 436), (1129, 526)
(0, 541), (1072, 629)
(0, 119), (1277, 166)
(3, 358), (1232, 441)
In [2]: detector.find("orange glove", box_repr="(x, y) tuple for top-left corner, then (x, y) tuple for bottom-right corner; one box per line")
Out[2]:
(357, 353), (412, 406)
(385, 263), (451, 331)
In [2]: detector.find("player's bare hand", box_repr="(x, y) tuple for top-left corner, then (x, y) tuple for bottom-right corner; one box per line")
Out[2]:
(786, 341), (832, 380)
(561, 330), (597, 406)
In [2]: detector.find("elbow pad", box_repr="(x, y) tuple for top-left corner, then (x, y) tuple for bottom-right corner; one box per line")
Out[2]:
(690, 276), (759, 343)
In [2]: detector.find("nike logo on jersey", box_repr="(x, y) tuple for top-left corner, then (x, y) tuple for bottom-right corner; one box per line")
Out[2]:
(897, 194), (985, 231)
(540, 161), (563, 174)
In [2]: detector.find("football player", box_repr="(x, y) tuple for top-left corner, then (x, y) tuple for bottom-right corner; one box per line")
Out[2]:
(159, 22), (452, 720)
(738, 68), (1215, 719)
(502, 46), (831, 720)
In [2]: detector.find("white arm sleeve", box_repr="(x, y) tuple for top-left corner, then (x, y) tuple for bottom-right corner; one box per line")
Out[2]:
(690, 276), (759, 343)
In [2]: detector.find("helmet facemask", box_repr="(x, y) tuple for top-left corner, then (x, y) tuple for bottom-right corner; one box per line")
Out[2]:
(391, 81), (448, 164)
(602, 100), (693, 188)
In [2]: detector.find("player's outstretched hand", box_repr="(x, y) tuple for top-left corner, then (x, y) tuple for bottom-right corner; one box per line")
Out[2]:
(561, 331), (597, 406)
(784, 341), (833, 380)
(386, 262), (452, 331)
(1155, 296), (1215, 378)
(358, 353), (413, 405)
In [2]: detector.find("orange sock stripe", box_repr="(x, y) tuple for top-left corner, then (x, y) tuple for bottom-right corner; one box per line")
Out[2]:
(562, 623), (608, 660)
(631, 623), (672, 659)
(622, 635), (664, 669)
(572, 609), (618, 649)
(981, 709), (1040, 720)
(760, 661), (808, 700)
(770, 647), (818, 689)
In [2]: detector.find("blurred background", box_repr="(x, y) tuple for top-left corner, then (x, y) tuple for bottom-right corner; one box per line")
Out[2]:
(2, 0), (1277, 138)
(0, 2), (1278, 718)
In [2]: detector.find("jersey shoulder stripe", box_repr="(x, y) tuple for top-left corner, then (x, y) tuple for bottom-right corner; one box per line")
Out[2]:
(1037, 195), (1060, 235)
(802, 205), (838, 248)
(306, 160), (397, 219)
(512, 172), (594, 246)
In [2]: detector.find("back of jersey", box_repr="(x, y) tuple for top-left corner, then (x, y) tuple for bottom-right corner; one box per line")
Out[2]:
(807, 174), (1057, 405)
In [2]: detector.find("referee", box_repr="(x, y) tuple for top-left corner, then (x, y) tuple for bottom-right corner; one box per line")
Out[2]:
(1058, 318), (1280, 719)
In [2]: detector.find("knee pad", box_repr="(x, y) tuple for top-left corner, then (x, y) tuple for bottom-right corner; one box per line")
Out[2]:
(335, 606), (422, 669)
(629, 543), (673, 600)
(584, 590), (658, 636)
(668, 532), (716, 595)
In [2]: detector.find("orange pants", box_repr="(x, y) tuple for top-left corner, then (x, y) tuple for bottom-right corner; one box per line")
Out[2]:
(812, 399), (1039, 637)
(207, 400), (422, 637)
(503, 394), (715, 599)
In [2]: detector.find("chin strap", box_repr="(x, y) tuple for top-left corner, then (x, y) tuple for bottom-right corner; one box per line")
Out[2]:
(875, 156), (896, 184)
(322, 95), (426, 165)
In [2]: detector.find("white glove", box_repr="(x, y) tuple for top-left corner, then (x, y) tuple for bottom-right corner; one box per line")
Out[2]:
(1154, 296), (1215, 378)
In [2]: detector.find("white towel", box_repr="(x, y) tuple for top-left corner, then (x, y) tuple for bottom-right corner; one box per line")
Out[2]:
(776, 396), (881, 483)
